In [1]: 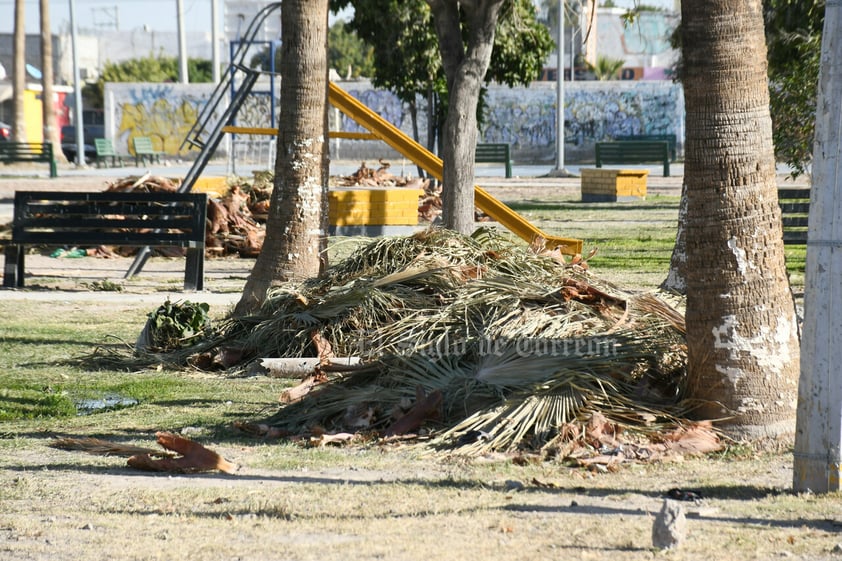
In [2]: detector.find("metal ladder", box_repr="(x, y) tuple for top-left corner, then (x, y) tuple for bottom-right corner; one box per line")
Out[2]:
(125, 2), (282, 280)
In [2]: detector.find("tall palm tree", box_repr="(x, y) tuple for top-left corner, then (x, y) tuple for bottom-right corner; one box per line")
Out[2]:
(680, 1), (800, 438)
(234, 0), (329, 315)
(12, 0), (26, 141)
(40, 0), (66, 162)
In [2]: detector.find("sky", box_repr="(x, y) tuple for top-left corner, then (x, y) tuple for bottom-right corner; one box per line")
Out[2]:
(0, 0), (353, 34)
(0, 0), (675, 35)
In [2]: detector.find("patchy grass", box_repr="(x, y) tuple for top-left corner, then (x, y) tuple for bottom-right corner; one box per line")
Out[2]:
(0, 191), (823, 561)
(0, 301), (284, 431)
(502, 193), (805, 290)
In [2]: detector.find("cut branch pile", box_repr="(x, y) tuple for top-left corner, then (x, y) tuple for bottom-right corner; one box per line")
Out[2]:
(105, 174), (267, 258)
(95, 163), (436, 258)
(130, 227), (702, 457)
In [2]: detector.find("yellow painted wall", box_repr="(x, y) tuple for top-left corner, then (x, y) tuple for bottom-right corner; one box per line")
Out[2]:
(23, 89), (43, 143)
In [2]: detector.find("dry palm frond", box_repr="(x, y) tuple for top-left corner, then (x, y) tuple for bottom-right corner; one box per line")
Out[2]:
(50, 436), (174, 458)
(108, 227), (688, 453)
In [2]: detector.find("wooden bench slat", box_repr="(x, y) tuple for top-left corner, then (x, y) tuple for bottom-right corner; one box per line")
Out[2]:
(615, 134), (677, 161)
(94, 138), (124, 168)
(23, 201), (203, 217)
(11, 231), (204, 246)
(14, 217), (202, 232)
(132, 136), (163, 165)
(3, 190), (207, 290)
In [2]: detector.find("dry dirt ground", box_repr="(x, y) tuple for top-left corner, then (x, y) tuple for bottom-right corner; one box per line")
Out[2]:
(1, 168), (830, 561)
(3, 431), (842, 561)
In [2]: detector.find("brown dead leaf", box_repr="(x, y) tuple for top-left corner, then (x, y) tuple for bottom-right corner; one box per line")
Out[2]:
(279, 372), (328, 404)
(233, 421), (288, 440)
(383, 386), (442, 437)
(310, 330), (334, 364)
(660, 421), (722, 455)
(126, 432), (237, 474)
(310, 432), (356, 447)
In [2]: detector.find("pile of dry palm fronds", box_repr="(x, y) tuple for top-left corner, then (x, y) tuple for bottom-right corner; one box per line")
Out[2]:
(133, 227), (694, 455)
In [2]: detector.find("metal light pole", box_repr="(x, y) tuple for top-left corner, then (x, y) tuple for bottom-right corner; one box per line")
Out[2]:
(177, 0), (189, 83)
(211, 0), (220, 83)
(549, 0), (573, 177)
(69, 0), (85, 166)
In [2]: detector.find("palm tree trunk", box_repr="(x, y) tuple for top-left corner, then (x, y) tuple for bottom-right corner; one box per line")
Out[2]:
(681, 0), (800, 439)
(40, 0), (66, 162)
(12, 0), (26, 141)
(234, 0), (329, 316)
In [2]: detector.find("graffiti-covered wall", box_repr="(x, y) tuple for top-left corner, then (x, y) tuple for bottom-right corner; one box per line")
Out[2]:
(104, 79), (684, 164)
(104, 82), (217, 157)
(483, 80), (684, 163)
(335, 79), (684, 164)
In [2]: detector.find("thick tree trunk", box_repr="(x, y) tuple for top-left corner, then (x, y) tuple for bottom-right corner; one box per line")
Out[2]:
(12, 0), (26, 141)
(427, 0), (505, 234)
(233, 0), (329, 316)
(681, 0), (800, 439)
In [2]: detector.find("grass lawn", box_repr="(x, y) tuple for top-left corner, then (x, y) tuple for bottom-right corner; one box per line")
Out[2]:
(0, 190), (822, 561)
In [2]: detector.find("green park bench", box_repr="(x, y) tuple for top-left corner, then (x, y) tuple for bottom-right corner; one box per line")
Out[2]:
(778, 188), (810, 245)
(595, 140), (671, 177)
(132, 136), (163, 166)
(475, 143), (513, 178)
(0, 142), (57, 177)
(94, 138), (124, 168)
(615, 134), (678, 161)
(3, 190), (207, 290)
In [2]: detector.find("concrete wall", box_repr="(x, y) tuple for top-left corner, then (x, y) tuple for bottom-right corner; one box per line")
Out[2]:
(332, 79), (684, 164)
(104, 82), (217, 157)
(103, 78), (685, 164)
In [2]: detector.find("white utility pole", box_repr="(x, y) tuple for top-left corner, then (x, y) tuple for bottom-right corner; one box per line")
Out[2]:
(176, 0), (189, 83)
(556, 0), (565, 169)
(793, 1), (842, 493)
(211, 0), (220, 83)
(549, 0), (572, 176)
(69, 0), (85, 166)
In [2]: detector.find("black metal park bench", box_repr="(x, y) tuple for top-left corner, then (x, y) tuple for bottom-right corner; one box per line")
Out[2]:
(3, 191), (207, 290)
(0, 142), (58, 177)
(475, 143), (513, 178)
(595, 140), (671, 177)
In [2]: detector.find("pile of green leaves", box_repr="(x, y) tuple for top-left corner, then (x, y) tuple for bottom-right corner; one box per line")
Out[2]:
(140, 299), (212, 352)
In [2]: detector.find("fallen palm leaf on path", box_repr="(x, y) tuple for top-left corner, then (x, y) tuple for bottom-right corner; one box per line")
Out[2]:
(51, 432), (238, 474)
(127, 432), (238, 474)
(50, 436), (173, 458)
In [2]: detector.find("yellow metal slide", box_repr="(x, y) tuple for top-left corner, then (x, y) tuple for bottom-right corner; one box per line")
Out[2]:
(326, 83), (582, 254)
(224, 82), (582, 254)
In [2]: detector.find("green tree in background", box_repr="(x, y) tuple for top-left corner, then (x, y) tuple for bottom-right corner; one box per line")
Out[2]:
(329, 20), (375, 78)
(330, 0), (552, 149)
(764, 0), (823, 177)
(587, 55), (625, 80)
(85, 54), (213, 108)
